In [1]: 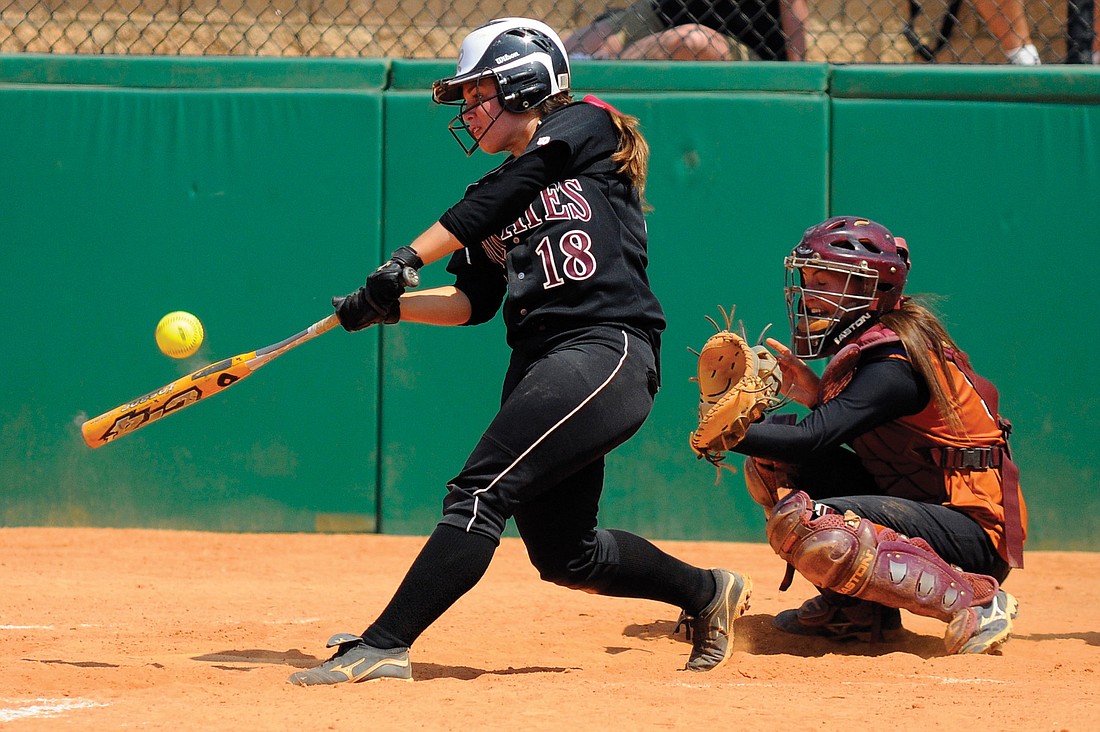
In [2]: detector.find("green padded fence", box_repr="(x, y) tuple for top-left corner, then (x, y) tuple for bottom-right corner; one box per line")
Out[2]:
(1, 57), (389, 532)
(1, 56), (1097, 549)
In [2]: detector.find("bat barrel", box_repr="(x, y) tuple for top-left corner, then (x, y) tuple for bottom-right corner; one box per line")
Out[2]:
(81, 355), (255, 448)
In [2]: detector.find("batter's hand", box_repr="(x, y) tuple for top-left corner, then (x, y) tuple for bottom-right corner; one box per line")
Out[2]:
(331, 283), (400, 332)
(332, 247), (423, 332)
(765, 337), (819, 407)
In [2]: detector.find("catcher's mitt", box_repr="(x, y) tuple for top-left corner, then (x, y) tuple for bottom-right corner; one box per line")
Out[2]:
(689, 306), (783, 465)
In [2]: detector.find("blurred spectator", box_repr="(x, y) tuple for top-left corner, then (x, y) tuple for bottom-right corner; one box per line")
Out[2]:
(973, 0), (1041, 63)
(1064, 0), (1097, 61)
(563, 0), (808, 61)
(1094, 2), (1099, 63)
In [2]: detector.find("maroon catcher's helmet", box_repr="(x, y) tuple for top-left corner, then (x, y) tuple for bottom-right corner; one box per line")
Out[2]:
(784, 216), (911, 359)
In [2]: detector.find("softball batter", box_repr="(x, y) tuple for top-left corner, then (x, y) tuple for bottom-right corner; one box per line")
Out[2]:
(289, 17), (751, 685)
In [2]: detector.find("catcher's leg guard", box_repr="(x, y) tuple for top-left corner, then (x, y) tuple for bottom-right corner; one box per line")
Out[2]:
(773, 592), (902, 641)
(743, 457), (794, 514)
(765, 491), (999, 624)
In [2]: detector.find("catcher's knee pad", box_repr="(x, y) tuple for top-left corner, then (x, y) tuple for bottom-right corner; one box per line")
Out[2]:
(743, 457), (794, 514)
(765, 491), (999, 622)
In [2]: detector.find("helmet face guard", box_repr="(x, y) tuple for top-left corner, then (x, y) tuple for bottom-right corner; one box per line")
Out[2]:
(432, 18), (570, 155)
(785, 257), (880, 359)
(784, 216), (910, 359)
(443, 85), (506, 156)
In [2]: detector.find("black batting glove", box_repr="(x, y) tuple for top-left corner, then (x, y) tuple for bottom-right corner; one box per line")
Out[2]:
(331, 246), (423, 333)
(363, 246), (423, 315)
(331, 289), (400, 332)
(388, 245), (423, 272)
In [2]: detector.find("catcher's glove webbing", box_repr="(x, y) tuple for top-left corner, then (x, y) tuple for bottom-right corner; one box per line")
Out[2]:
(689, 306), (783, 469)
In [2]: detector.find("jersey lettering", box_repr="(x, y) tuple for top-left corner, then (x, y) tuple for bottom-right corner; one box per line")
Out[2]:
(560, 230), (597, 280)
(503, 204), (544, 237)
(481, 180), (597, 281)
(536, 230), (597, 289)
(541, 179), (591, 221)
(541, 186), (569, 220)
(534, 236), (564, 289)
(482, 233), (507, 266)
(558, 179), (592, 221)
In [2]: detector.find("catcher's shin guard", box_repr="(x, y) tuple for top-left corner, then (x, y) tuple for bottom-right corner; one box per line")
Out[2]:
(765, 491), (999, 623)
(743, 457), (793, 514)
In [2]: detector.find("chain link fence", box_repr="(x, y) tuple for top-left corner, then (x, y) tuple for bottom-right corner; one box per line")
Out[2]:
(0, 0), (1095, 63)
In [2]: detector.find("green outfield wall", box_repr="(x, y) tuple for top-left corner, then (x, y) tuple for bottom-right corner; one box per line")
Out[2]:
(1, 56), (1097, 549)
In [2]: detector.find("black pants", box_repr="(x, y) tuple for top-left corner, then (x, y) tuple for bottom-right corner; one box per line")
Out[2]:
(440, 326), (657, 586)
(787, 445), (1010, 582)
(362, 326), (713, 648)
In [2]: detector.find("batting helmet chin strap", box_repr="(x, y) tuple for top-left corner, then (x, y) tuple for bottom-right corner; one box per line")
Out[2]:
(765, 491), (999, 623)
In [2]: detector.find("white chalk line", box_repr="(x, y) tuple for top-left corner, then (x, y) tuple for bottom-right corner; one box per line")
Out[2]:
(616, 673), (1009, 691)
(0, 698), (108, 723)
(1, 624), (105, 630)
(913, 674), (1008, 685)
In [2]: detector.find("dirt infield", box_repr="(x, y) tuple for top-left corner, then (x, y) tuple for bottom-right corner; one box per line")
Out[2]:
(3, 528), (1097, 729)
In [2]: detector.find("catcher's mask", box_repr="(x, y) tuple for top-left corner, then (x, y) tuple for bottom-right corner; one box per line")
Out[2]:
(784, 216), (911, 359)
(432, 18), (570, 156)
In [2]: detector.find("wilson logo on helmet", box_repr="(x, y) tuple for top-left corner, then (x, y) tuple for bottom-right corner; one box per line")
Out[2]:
(430, 18), (572, 155)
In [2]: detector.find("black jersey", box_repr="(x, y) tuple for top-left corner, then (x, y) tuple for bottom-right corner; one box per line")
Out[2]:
(438, 100), (666, 355)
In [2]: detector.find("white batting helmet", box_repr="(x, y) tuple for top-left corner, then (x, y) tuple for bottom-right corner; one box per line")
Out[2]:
(432, 18), (571, 113)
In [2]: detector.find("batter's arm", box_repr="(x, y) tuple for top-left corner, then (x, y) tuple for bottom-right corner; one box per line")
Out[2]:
(406, 222), (465, 266)
(398, 285), (473, 326)
(394, 222), (474, 326)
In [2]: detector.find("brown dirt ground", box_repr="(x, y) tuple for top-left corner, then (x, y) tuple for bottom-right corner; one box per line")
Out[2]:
(2, 528), (1098, 730)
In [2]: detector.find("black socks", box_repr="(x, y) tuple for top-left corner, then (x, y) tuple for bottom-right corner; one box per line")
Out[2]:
(361, 523), (497, 648)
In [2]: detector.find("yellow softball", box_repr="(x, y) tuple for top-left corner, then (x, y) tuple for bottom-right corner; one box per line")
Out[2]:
(155, 311), (204, 359)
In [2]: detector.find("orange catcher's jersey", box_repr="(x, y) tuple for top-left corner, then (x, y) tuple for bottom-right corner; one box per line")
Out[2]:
(821, 325), (1026, 567)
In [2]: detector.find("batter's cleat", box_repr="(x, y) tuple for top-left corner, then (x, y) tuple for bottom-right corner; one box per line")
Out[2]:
(287, 633), (412, 686)
(944, 590), (1019, 655)
(677, 569), (753, 672)
(773, 595), (902, 642)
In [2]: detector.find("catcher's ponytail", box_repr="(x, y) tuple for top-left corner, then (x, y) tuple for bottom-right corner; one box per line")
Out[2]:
(879, 299), (965, 434)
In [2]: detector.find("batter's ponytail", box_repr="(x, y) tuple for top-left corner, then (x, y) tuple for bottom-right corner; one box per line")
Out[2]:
(608, 109), (650, 206)
(576, 95), (649, 204)
(537, 94), (650, 207)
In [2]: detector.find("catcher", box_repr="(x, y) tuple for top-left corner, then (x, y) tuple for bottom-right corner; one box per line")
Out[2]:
(689, 216), (1025, 654)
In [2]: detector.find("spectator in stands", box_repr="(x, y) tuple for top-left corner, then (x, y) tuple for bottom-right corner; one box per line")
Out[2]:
(563, 0), (808, 61)
(973, 0), (1041, 64)
(1093, 4), (1099, 64)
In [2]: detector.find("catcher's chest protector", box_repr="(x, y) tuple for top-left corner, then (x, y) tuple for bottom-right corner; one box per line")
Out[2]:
(816, 325), (1025, 569)
(816, 324), (901, 403)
